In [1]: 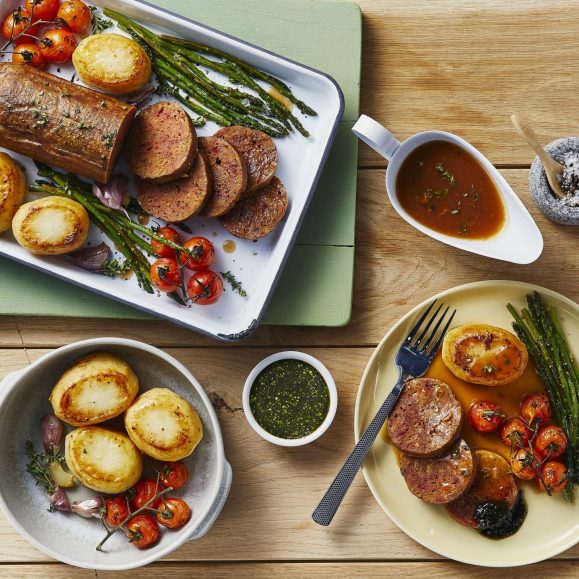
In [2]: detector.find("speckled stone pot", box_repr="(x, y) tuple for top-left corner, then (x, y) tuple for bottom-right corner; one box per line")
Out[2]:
(528, 137), (579, 225)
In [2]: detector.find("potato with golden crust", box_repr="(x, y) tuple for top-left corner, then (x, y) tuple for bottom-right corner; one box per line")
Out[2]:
(442, 324), (528, 386)
(50, 352), (139, 426)
(125, 387), (203, 461)
(12, 196), (89, 255)
(0, 152), (26, 233)
(65, 426), (143, 494)
(72, 34), (151, 95)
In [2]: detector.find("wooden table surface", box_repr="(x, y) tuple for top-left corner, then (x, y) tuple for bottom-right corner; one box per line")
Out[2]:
(1, 0), (578, 577)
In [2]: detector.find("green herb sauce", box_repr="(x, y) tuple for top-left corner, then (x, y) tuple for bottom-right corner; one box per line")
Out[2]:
(249, 360), (330, 439)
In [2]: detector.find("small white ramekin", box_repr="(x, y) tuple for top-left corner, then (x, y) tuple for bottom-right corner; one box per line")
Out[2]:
(242, 351), (338, 447)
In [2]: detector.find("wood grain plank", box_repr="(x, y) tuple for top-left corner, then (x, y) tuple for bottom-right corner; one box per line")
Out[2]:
(0, 566), (94, 577)
(97, 561), (579, 578)
(0, 562), (577, 578)
(0, 348), (577, 563)
(0, 318), (23, 349)
(9, 169), (578, 348)
(351, 0), (579, 167)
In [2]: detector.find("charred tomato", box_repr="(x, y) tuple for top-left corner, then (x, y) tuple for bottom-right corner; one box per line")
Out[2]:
(104, 496), (130, 527)
(40, 28), (77, 64)
(179, 236), (215, 271)
(159, 461), (189, 490)
(125, 514), (159, 549)
(151, 226), (181, 259)
(150, 258), (181, 293)
(186, 270), (223, 305)
(468, 400), (505, 433)
(520, 393), (551, 431)
(156, 497), (191, 530)
(130, 479), (162, 511)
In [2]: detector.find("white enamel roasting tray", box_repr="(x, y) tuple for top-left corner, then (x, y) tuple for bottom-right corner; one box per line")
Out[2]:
(0, 0), (344, 341)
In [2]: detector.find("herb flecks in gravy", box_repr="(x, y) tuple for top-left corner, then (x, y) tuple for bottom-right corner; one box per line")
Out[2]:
(396, 141), (505, 239)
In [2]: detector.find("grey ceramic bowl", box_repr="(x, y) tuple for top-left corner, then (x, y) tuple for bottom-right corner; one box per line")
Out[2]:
(0, 338), (231, 570)
(529, 136), (579, 225)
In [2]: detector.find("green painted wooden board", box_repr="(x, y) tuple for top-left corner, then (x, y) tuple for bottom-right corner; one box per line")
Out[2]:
(0, 0), (361, 327)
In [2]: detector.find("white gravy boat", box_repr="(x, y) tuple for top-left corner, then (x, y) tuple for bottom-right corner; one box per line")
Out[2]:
(352, 115), (543, 264)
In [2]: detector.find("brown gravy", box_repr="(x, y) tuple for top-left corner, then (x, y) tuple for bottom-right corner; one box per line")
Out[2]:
(426, 351), (544, 459)
(382, 351), (546, 461)
(396, 140), (505, 239)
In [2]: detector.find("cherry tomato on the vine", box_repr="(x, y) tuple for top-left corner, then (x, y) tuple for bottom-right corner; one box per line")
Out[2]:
(104, 496), (130, 528)
(186, 270), (223, 305)
(520, 393), (551, 431)
(151, 226), (181, 259)
(1, 9), (39, 44)
(25, 0), (60, 21)
(468, 400), (505, 433)
(500, 416), (532, 448)
(130, 479), (163, 511)
(159, 461), (189, 490)
(40, 28), (77, 64)
(57, 0), (92, 33)
(12, 43), (44, 67)
(534, 425), (567, 460)
(125, 514), (159, 549)
(510, 448), (537, 480)
(156, 497), (191, 530)
(150, 258), (181, 293)
(179, 236), (215, 271)
(539, 461), (568, 494)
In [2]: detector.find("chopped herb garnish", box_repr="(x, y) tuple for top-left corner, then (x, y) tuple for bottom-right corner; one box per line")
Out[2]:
(220, 271), (247, 296)
(424, 187), (448, 200)
(102, 131), (116, 149)
(90, 6), (113, 34)
(471, 186), (481, 208)
(435, 162), (456, 187)
(78, 122), (92, 130)
(483, 364), (495, 374)
(32, 110), (49, 128)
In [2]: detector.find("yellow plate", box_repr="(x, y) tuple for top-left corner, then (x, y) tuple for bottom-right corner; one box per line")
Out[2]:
(354, 280), (578, 567)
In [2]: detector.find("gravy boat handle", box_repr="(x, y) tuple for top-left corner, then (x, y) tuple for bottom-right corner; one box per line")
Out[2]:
(352, 114), (401, 161)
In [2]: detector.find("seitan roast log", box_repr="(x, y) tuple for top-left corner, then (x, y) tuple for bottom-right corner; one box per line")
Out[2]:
(0, 63), (136, 182)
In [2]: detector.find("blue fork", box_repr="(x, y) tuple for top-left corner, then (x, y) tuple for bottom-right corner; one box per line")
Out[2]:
(312, 300), (456, 526)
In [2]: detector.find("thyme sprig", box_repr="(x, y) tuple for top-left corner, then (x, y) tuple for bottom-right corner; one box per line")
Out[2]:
(221, 271), (247, 297)
(25, 440), (65, 495)
(100, 258), (131, 278)
(90, 6), (113, 35)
